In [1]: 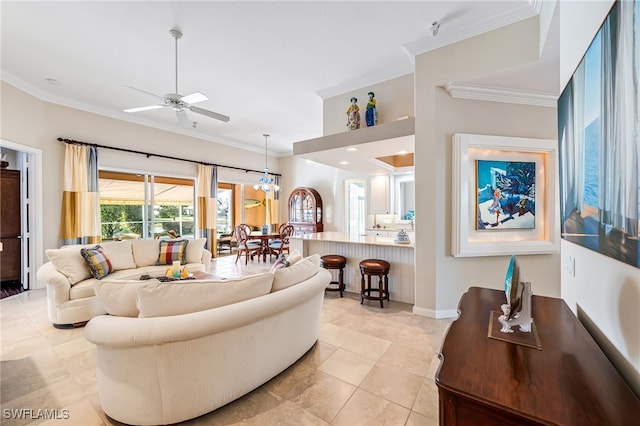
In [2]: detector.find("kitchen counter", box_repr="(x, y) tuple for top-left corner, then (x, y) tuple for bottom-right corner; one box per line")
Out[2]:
(292, 231), (414, 248)
(290, 232), (414, 304)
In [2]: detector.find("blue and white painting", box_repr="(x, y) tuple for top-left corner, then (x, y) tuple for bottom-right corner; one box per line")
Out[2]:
(558, 0), (639, 268)
(476, 160), (536, 230)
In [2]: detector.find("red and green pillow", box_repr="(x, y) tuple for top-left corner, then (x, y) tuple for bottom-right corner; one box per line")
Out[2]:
(157, 239), (189, 265)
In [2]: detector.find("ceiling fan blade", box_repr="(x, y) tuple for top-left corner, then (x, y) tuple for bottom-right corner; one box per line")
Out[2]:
(180, 92), (208, 104)
(124, 105), (164, 113)
(176, 110), (192, 127)
(123, 85), (166, 101)
(188, 105), (230, 123)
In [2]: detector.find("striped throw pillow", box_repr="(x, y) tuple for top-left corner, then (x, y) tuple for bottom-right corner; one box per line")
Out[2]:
(80, 245), (113, 280)
(157, 239), (189, 266)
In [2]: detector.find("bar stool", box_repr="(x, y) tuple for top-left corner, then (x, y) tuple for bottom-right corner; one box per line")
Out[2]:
(359, 259), (390, 308)
(321, 255), (347, 297)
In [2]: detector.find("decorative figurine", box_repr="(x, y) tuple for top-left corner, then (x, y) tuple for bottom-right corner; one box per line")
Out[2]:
(365, 91), (378, 126)
(346, 97), (360, 130)
(498, 256), (533, 333)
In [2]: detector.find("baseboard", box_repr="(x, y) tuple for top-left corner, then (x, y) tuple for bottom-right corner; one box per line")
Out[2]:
(413, 305), (459, 319)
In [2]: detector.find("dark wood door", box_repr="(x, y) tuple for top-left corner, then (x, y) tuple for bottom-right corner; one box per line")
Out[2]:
(0, 169), (21, 283)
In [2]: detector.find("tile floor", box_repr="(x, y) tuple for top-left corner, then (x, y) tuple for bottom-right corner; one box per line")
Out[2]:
(1, 255), (453, 426)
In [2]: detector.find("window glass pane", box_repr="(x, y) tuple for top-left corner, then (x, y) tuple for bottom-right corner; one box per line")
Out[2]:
(216, 187), (232, 235)
(99, 171), (195, 241)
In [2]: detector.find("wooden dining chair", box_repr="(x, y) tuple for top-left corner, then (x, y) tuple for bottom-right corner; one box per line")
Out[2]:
(268, 224), (294, 261)
(234, 225), (262, 264)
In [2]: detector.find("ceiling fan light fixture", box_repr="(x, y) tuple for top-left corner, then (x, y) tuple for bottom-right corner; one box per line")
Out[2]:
(180, 92), (208, 104)
(255, 134), (279, 193)
(124, 105), (163, 113)
(122, 28), (229, 123)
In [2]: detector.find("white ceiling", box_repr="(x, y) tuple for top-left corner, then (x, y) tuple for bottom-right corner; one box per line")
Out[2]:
(1, 1), (556, 159)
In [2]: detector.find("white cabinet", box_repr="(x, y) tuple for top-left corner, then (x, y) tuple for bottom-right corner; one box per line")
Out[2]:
(369, 175), (392, 214)
(365, 229), (390, 237)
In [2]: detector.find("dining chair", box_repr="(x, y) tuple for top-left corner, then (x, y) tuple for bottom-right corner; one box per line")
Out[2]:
(234, 225), (262, 264)
(268, 224), (294, 261)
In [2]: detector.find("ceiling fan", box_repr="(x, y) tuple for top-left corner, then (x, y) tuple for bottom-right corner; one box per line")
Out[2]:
(123, 28), (230, 125)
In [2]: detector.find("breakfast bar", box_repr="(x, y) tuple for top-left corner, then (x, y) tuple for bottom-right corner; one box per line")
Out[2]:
(290, 232), (415, 304)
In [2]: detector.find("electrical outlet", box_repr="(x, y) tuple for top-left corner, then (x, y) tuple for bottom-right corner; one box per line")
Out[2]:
(565, 255), (575, 277)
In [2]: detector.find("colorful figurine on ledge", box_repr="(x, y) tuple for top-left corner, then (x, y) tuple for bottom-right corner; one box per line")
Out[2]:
(366, 91), (378, 126)
(346, 96), (360, 130)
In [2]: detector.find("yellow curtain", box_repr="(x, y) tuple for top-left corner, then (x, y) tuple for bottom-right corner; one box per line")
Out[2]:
(59, 144), (101, 246)
(197, 165), (217, 255)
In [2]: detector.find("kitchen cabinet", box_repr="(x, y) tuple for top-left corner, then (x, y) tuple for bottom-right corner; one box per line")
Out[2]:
(365, 229), (415, 240)
(365, 229), (390, 237)
(288, 187), (323, 236)
(369, 175), (392, 214)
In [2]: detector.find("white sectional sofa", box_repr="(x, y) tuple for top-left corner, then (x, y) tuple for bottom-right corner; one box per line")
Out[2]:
(84, 254), (330, 426)
(36, 238), (211, 327)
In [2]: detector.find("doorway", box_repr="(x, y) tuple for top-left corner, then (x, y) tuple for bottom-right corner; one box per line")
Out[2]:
(0, 140), (44, 292)
(345, 179), (367, 236)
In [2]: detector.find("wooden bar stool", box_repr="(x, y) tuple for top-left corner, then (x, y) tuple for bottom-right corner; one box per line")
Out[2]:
(359, 259), (390, 308)
(321, 255), (347, 297)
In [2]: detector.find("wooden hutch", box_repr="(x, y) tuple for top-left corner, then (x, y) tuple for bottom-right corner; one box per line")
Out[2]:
(287, 187), (323, 236)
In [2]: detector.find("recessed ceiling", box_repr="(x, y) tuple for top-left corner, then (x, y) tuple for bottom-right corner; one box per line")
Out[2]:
(0, 1), (549, 157)
(302, 134), (415, 176)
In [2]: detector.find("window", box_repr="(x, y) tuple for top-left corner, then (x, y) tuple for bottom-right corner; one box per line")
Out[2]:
(216, 183), (233, 235)
(99, 171), (195, 240)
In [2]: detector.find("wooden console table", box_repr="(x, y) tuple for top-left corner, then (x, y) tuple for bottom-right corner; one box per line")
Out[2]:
(436, 287), (640, 425)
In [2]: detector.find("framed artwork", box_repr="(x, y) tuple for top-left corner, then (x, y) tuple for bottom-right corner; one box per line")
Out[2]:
(476, 160), (536, 230)
(452, 133), (559, 257)
(557, 0), (639, 268)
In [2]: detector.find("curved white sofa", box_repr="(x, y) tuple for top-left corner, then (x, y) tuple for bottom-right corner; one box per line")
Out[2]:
(85, 258), (330, 426)
(36, 238), (211, 327)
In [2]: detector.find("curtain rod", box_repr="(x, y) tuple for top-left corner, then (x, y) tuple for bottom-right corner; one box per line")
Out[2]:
(56, 137), (281, 177)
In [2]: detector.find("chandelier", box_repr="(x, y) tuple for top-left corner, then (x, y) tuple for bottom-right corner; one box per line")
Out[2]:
(254, 134), (279, 193)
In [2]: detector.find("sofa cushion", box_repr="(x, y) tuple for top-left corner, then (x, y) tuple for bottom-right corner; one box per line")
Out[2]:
(184, 238), (207, 264)
(80, 245), (114, 279)
(46, 248), (92, 285)
(130, 239), (161, 267)
(271, 254), (320, 292)
(136, 273), (274, 318)
(94, 278), (161, 317)
(99, 241), (136, 270)
(157, 239), (189, 265)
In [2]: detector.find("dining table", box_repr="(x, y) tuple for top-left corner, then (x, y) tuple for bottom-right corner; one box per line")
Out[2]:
(248, 231), (280, 262)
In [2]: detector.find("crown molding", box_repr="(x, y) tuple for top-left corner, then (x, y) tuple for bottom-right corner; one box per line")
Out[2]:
(442, 82), (557, 108)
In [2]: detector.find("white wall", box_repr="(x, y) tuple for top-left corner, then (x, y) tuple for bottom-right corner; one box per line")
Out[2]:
(1, 81), (277, 258)
(558, 0), (639, 396)
(322, 74), (414, 136)
(413, 16), (561, 316)
(278, 156), (359, 231)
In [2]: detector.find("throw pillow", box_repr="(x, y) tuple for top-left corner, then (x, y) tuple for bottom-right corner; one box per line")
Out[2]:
(185, 238), (207, 264)
(130, 239), (161, 267)
(287, 249), (303, 265)
(271, 254), (320, 292)
(136, 273), (274, 318)
(157, 239), (189, 265)
(46, 247), (92, 285)
(80, 245), (114, 280)
(269, 254), (289, 273)
(99, 240), (136, 270)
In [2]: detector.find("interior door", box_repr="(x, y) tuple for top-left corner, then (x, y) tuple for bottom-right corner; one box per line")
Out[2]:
(0, 169), (22, 284)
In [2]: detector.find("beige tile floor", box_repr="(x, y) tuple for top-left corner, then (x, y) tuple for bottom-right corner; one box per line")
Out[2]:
(1, 255), (452, 426)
